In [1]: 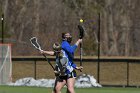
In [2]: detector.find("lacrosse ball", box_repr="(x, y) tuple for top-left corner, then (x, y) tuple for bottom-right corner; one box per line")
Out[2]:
(80, 19), (83, 23)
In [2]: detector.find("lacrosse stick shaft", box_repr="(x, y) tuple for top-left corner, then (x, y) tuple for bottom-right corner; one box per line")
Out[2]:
(79, 43), (82, 72)
(80, 43), (82, 66)
(42, 54), (55, 70)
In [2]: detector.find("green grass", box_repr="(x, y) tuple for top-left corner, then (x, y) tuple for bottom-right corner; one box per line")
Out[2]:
(0, 86), (140, 93)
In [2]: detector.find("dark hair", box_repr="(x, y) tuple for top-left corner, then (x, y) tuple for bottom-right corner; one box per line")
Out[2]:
(62, 32), (66, 39)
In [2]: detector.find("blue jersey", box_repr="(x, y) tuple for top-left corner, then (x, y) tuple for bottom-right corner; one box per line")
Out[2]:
(61, 40), (78, 74)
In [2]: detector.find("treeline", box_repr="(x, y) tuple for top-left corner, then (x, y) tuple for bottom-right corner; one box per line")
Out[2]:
(0, 0), (140, 56)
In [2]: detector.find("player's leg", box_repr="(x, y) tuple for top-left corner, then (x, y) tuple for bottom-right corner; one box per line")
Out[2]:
(66, 77), (76, 93)
(66, 70), (76, 93)
(52, 76), (67, 93)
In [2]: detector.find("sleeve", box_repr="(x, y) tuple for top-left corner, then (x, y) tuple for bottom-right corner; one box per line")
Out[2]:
(61, 41), (77, 54)
(71, 63), (76, 69)
(71, 44), (78, 52)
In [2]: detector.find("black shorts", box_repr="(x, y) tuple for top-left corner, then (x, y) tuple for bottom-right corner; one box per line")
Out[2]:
(57, 70), (77, 80)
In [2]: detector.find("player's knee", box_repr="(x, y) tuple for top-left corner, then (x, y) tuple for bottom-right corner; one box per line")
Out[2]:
(67, 87), (75, 93)
(55, 86), (61, 92)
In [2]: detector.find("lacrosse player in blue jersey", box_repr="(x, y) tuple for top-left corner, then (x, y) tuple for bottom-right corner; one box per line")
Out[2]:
(52, 32), (83, 93)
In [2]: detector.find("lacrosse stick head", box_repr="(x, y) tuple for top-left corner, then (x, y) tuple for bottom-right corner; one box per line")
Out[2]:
(78, 25), (85, 39)
(30, 37), (42, 51)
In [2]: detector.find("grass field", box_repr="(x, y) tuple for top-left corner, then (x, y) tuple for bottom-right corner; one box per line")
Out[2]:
(0, 86), (140, 93)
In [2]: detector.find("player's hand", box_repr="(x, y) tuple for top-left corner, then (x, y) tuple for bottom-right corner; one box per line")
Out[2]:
(54, 70), (60, 76)
(78, 39), (82, 43)
(76, 39), (82, 46)
(76, 66), (83, 70)
(40, 50), (44, 54)
(54, 70), (59, 74)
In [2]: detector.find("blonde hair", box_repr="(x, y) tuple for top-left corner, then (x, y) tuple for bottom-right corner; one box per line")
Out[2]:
(53, 42), (61, 51)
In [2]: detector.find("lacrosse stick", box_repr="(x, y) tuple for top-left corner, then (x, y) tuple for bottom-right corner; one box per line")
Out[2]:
(78, 25), (85, 71)
(30, 37), (55, 70)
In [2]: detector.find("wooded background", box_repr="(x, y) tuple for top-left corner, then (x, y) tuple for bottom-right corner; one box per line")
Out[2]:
(0, 0), (140, 56)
